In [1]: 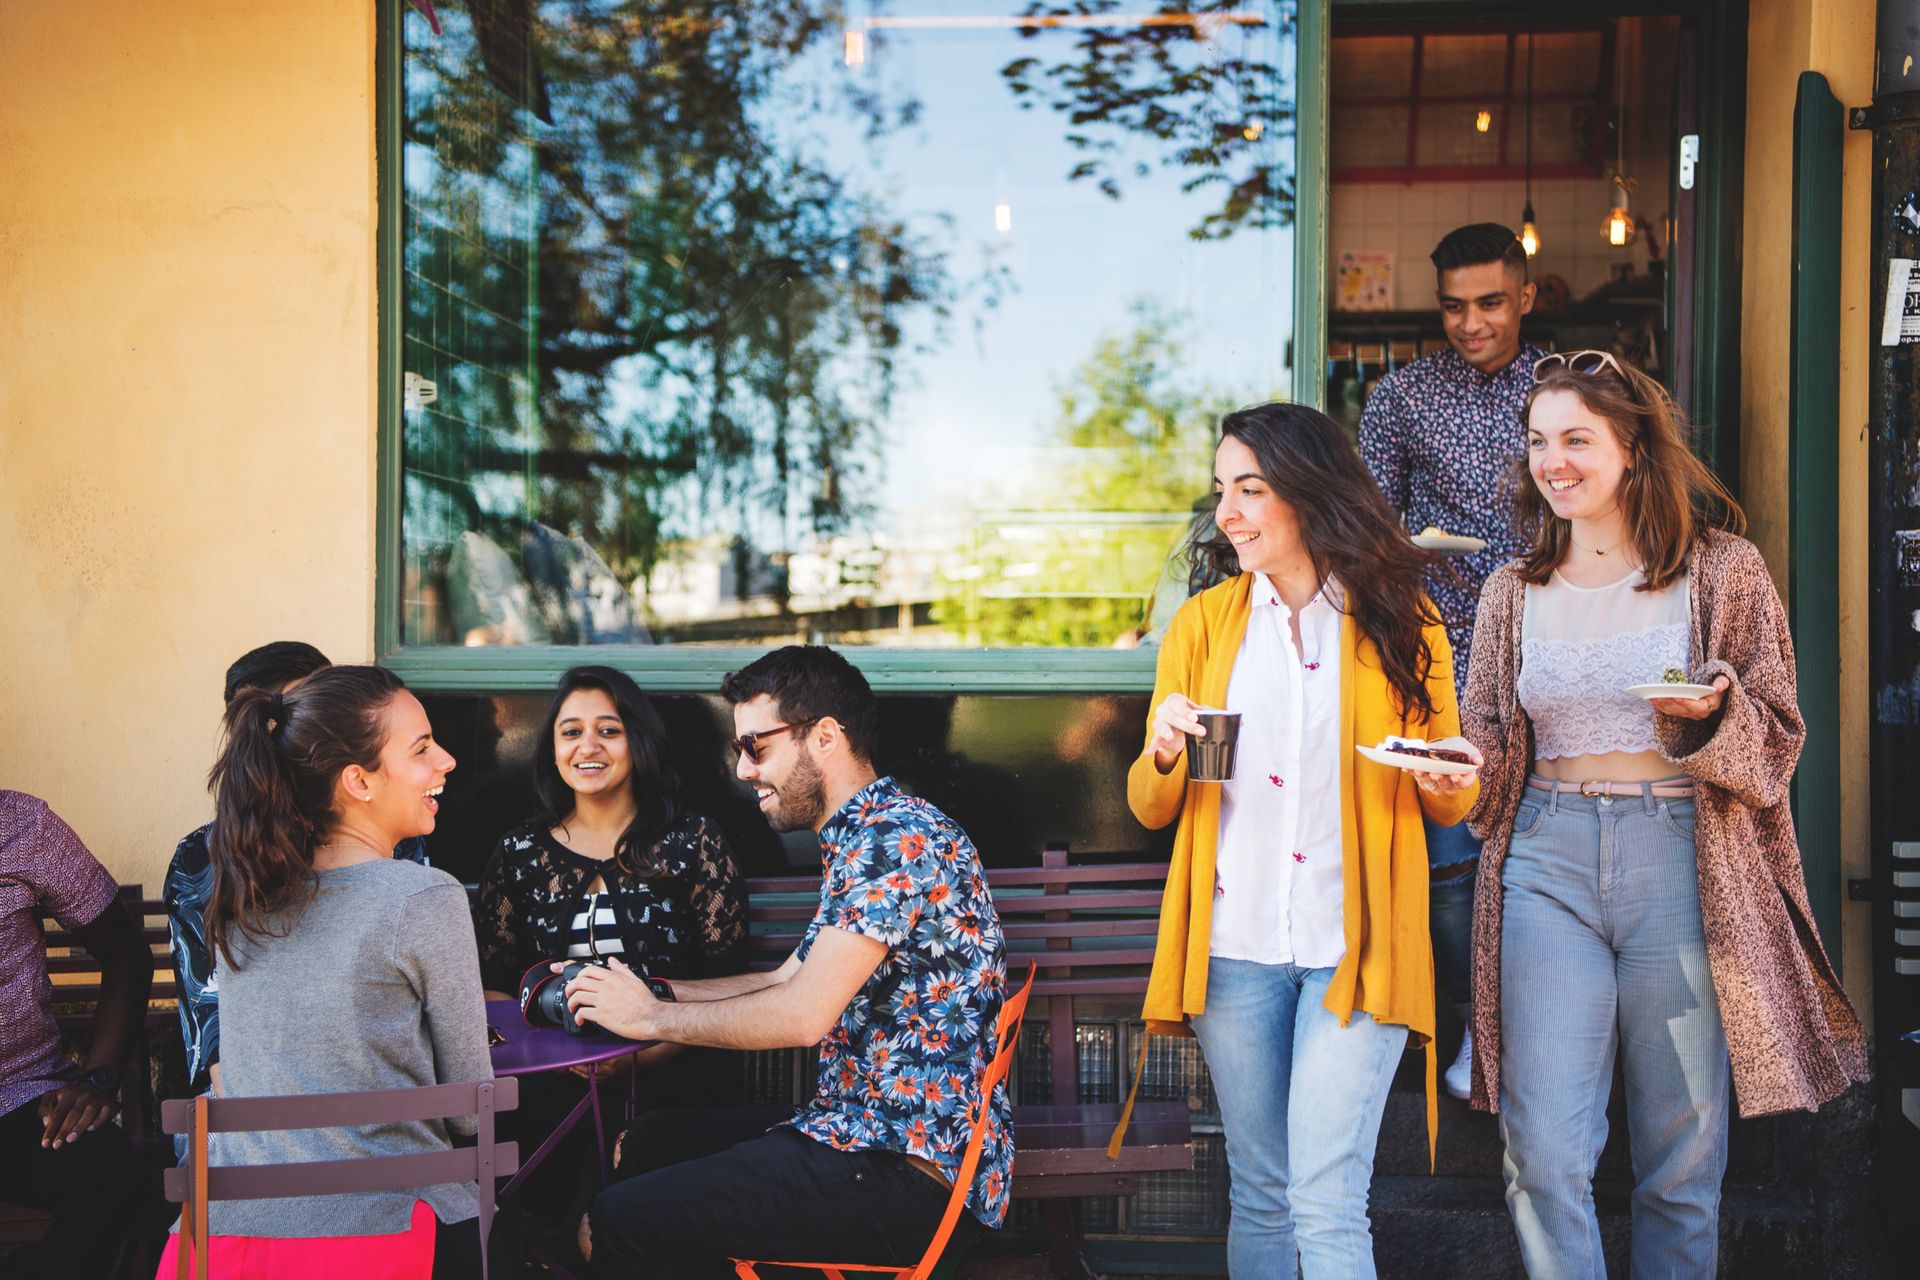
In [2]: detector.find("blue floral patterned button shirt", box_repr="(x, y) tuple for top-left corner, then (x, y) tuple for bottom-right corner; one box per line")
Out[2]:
(1359, 343), (1549, 697)
(784, 777), (1014, 1228)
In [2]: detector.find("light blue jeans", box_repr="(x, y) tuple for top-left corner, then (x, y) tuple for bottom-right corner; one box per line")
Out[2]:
(1191, 959), (1408, 1279)
(1498, 783), (1730, 1279)
(1424, 815), (1481, 1022)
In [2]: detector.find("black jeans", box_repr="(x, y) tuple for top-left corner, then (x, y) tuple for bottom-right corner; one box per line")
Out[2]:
(0, 1096), (140, 1278)
(587, 1105), (985, 1279)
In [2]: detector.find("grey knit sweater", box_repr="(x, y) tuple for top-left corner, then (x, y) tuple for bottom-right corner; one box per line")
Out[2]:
(201, 858), (493, 1237)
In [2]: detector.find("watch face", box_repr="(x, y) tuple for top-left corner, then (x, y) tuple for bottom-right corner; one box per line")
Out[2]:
(84, 1068), (119, 1093)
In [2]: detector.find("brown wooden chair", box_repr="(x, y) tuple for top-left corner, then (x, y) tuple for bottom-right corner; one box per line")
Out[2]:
(728, 964), (1036, 1280)
(161, 1078), (520, 1280)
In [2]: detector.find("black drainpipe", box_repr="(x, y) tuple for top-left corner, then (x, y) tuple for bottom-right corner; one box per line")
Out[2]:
(1855, 0), (1920, 1237)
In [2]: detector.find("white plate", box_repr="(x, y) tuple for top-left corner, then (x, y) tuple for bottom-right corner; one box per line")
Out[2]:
(1624, 682), (1718, 701)
(1410, 533), (1488, 556)
(1356, 744), (1478, 776)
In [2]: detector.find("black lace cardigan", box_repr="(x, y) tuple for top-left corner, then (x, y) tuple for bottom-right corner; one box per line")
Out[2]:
(474, 809), (748, 995)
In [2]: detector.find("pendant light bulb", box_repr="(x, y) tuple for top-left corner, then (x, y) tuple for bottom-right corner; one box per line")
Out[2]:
(1600, 178), (1636, 247)
(1520, 203), (1541, 258)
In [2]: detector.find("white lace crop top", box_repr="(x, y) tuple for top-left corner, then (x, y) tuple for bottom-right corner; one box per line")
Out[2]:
(1517, 569), (1690, 760)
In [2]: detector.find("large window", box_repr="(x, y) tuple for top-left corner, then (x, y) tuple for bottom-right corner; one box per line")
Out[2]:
(388, 0), (1299, 666)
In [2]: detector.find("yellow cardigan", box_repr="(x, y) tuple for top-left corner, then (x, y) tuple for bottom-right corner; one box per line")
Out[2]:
(1114, 573), (1475, 1162)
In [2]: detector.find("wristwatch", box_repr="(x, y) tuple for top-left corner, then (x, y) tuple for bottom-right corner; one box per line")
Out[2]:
(82, 1067), (120, 1095)
(644, 977), (677, 1003)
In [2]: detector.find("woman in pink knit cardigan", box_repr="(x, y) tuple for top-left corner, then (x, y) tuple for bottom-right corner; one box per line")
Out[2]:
(1460, 350), (1867, 1277)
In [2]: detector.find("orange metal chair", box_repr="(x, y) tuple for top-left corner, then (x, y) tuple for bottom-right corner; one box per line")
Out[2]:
(729, 963), (1036, 1280)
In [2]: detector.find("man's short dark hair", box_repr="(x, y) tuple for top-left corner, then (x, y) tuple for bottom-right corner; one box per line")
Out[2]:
(721, 646), (878, 764)
(1431, 223), (1528, 280)
(222, 641), (330, 705)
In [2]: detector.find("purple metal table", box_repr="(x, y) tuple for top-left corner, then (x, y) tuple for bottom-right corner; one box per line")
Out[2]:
(486, 997), (650, 1199)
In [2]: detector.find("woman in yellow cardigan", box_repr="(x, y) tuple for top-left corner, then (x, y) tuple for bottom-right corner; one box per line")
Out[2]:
(1128, 403), (1479, 1278)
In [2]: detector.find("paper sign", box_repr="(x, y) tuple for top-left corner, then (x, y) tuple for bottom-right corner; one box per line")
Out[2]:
(1881, 258), (1920, 345)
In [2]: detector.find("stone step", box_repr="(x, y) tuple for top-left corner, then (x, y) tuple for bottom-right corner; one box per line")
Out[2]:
(1369, 1175), (1821, 1279)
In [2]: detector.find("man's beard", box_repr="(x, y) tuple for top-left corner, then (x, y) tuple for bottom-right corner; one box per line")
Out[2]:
(765, 746), (829, 832)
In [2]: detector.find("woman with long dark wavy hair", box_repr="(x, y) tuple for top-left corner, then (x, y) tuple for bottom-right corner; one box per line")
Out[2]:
(1118, 402), (1479, 1277)
(164, 664), (507, 1277)
(1461, 353), (1866, 1275)
(472, 666), (747, 1219)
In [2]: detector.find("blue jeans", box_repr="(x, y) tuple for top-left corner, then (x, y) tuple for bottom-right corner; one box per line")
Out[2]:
(1191, 960), (1408, 1279)
(1497, 785), (1729, 1279)
(1424, 816), (1480, 1022)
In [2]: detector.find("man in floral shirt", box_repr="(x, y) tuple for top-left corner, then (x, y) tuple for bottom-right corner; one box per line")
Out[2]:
(1359, 222), (1548, 1102)
(568, 646), (1011, 1276)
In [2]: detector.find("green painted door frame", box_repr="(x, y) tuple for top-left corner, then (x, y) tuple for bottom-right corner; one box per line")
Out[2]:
(1789, 72), (1844, 959)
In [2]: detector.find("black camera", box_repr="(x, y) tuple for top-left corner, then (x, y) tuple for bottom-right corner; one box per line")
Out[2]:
(518, 959), (675, 1036)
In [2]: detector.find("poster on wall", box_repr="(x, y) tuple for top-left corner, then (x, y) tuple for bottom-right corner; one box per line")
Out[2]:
(1336, 250), (1395, 311)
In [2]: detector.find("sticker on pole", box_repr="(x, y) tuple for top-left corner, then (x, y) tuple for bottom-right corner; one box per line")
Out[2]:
(1880, 258), (1920, 345)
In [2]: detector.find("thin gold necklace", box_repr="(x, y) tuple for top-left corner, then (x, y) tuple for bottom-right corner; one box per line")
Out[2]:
(1569, 533), (1625, 557)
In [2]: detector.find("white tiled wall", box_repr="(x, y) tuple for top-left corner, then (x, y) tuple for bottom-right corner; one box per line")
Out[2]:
(1331, 177), (1663, 311)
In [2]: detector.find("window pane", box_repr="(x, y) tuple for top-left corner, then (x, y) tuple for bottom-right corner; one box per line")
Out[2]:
(398, 0), (1298, 649)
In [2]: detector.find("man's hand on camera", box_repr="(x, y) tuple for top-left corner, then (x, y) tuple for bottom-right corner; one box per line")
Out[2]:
(559, 956), (661, 1041)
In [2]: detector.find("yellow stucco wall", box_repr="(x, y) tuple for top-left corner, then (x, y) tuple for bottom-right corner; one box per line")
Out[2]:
(1740, 0), (1875, 1019)
(0, 2), (379, 890)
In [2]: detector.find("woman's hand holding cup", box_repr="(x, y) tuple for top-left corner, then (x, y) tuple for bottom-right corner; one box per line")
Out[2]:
(1150, 694), (1206, 774)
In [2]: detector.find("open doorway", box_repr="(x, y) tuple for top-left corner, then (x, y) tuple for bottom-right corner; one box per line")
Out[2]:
(1324, 13), (1709, 436)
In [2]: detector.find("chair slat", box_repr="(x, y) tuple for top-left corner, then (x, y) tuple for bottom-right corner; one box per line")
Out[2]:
(161, 1078), (521, 1135)
(166, 1144), (520, 1203)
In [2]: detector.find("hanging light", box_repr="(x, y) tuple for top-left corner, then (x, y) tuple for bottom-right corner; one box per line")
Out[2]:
(1601, 177), (1638, 246)
(1520, 203), (1541, 257)
(1599, 31), (1636, 248)
(1519, 31), (1540, 257)
(994, 200), (1012, 233)
(1475, 109), (1493, 133)
(844, 29), (866, 66)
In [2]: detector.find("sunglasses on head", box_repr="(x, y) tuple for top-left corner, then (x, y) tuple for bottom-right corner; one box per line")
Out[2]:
(731, 717), (823, 764)
(1533, 349), (1628, 383)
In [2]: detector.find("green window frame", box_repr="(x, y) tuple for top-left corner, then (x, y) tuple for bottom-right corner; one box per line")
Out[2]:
(372, 0), (1332, 694)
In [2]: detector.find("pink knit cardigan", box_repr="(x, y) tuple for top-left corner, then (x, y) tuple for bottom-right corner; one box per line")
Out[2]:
(1461, 531), (1868, 1117)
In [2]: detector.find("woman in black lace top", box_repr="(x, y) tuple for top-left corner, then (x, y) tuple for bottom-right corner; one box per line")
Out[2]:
(474, 665), (747, 1217)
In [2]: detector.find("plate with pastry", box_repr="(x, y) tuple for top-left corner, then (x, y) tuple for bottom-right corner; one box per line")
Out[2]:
(1623, 669), (1718, 701)
(1356, 736), (1479, 776)
(1409, 526), (1488, 556)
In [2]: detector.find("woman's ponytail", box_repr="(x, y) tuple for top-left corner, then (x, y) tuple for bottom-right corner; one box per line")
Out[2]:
(204, 664), (406, 968)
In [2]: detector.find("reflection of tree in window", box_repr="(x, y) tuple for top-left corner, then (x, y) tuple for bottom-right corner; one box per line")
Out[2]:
(936, 302), (1227, 647)
(1000, 0), (1295, 239)
(399, 1), (1293, 648)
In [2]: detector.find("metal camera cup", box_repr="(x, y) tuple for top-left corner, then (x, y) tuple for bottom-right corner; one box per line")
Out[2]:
(1185, 708), (1242, 782)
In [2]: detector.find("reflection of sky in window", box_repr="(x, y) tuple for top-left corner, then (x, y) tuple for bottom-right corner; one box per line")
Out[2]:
(631, 2), (1298, 550)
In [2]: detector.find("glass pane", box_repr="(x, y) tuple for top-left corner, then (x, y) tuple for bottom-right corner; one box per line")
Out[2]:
(398, 0), (1299, 649)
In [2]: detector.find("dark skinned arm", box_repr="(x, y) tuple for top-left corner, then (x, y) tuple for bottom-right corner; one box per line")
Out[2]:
(40, 899), (153, 1148)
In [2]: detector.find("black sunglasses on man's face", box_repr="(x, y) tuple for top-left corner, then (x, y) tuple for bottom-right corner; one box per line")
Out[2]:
(731, 718), (822, 764)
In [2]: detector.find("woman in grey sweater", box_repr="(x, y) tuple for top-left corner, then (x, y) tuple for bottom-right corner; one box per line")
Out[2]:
(190, 663), (505, 1276)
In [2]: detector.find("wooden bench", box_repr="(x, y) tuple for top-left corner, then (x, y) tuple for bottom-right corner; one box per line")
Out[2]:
(745, 844), (1195, 1278)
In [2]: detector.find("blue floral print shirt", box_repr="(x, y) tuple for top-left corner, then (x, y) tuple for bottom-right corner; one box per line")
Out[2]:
(784, 777), (1014, 1228)
(1359, 343), (1548, 697)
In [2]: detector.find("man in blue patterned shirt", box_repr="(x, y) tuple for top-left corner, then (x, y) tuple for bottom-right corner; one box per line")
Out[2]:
(571, 646), (1011, 1276)
(1360, 222), (1548, 1102)
(163, 641), (428, 1094)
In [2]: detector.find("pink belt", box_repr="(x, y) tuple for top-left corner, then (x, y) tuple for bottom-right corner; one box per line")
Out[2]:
(1527, 776), (1694, 799)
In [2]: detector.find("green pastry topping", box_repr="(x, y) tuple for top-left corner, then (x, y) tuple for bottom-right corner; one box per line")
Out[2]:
(1661, 668), (1688, 684)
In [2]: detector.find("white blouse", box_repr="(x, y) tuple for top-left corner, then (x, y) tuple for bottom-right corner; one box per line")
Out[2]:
(1518, 568), (1691, 760)
(1210, 574), (1347, 968)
